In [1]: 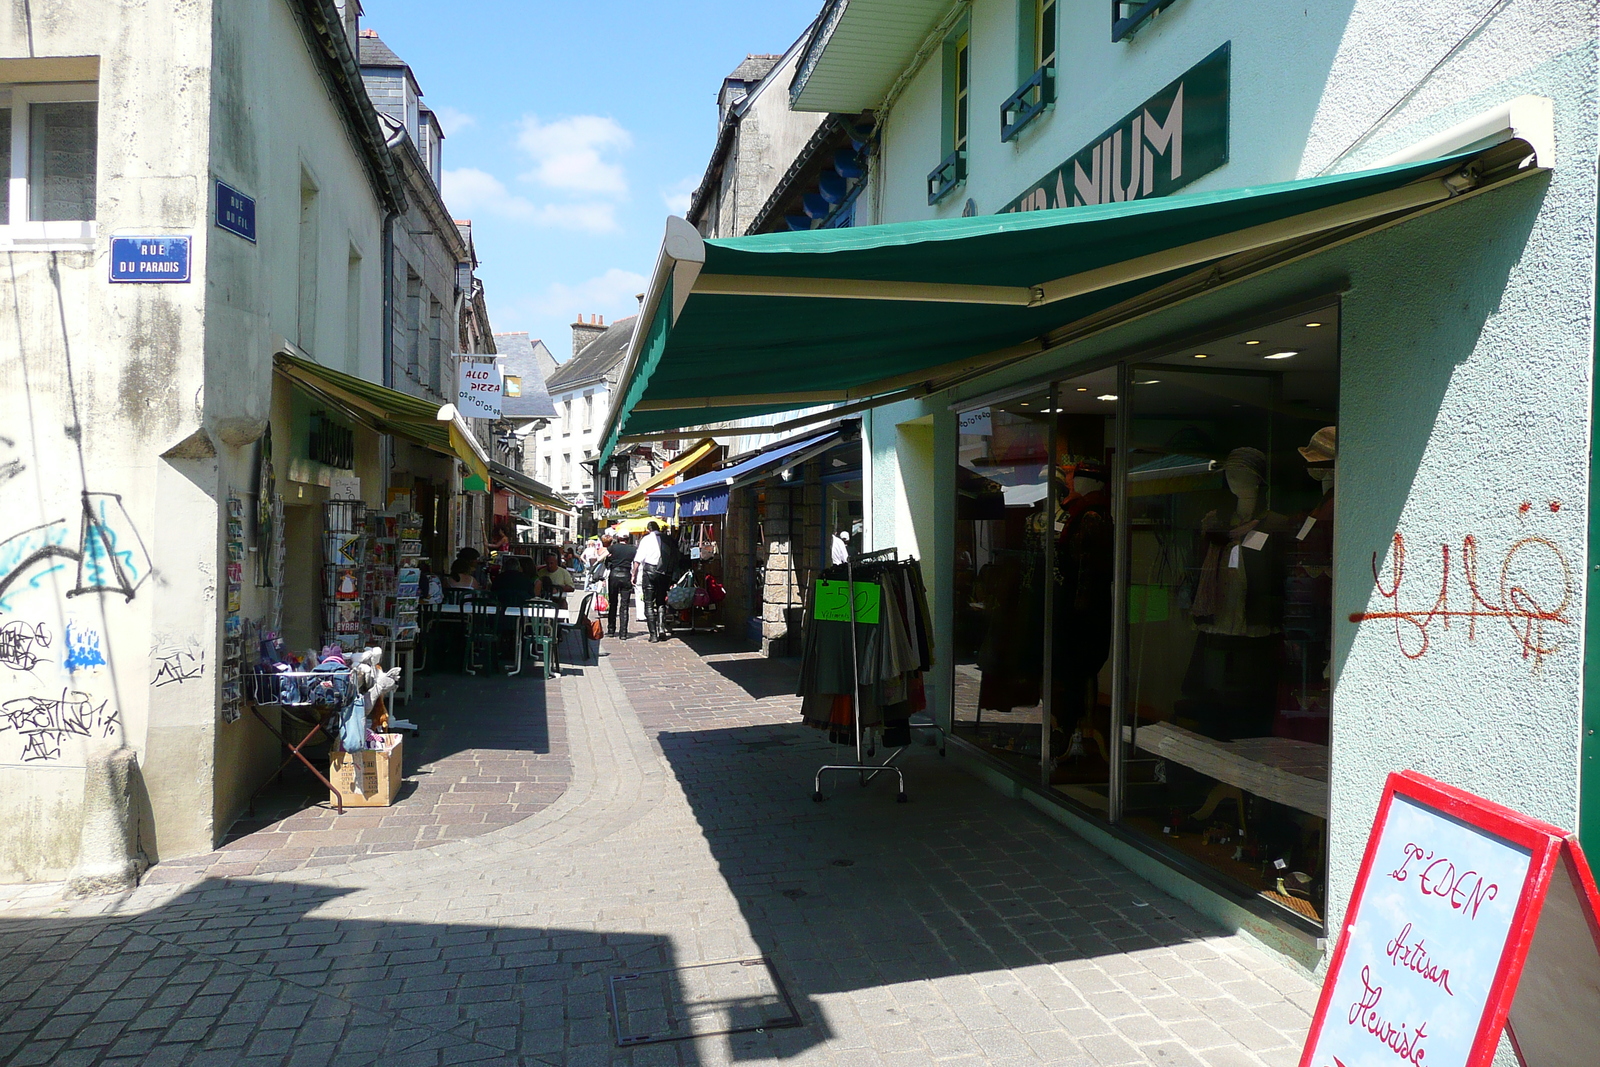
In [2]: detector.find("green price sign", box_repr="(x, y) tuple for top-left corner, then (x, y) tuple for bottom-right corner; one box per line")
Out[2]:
(814, 580), (880, 624)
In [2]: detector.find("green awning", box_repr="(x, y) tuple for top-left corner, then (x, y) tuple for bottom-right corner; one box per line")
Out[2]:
(275, 352), (492, 483)
(601, 140), (1541, 463)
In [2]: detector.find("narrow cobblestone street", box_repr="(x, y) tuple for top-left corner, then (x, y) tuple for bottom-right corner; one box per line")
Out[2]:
(0, 635), (1316, 1067)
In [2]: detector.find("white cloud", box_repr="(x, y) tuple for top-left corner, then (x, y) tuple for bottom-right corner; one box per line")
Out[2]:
(661, 174), (700, 216)
(516, 114), (632, 197)
(521, 268), (649, 321)
(432, 105), (477, 136)
(443, 168), (535, 220)
(444, 168), (620, 233)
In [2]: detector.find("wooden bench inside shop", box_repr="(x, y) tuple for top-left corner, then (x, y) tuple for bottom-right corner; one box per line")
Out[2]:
(1123, 721), (1329, 819)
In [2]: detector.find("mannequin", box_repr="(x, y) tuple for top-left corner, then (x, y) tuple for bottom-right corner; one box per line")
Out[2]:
(1050, 461), (1113, 780)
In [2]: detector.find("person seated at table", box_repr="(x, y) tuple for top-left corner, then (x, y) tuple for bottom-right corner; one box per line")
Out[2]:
(493, 556), (537, 605)
(446, 559), (479, 591)
(533, 552), (575, 605)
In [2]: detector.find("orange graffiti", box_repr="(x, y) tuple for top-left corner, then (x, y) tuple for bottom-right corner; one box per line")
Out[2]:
(1349, 534), (1572, 667)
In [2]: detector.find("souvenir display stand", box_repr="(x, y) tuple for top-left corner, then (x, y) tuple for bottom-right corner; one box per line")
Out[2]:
(247, 643), (408, 813)
(807, 548), (944, 803)
(322, 500), (369, 651)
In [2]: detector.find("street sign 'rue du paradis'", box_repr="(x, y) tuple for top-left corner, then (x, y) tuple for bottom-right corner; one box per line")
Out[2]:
(1300, 771), (1600, 1067)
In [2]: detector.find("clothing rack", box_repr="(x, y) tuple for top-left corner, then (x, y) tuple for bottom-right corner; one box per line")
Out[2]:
(811, 547), (945, 803)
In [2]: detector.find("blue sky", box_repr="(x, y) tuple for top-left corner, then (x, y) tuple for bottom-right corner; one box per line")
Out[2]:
(362, 0), (822, 362)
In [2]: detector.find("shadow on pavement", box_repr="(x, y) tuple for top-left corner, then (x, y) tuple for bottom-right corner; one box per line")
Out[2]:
(657, 720), (1225, 1055)
(0, 877), (801, 1067)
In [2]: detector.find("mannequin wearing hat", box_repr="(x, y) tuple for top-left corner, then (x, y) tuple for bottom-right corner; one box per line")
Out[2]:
(1274, 427), (1336, 745)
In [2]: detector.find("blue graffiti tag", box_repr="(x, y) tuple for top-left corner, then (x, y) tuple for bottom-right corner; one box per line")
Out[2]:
(0, 492), (150, 610)
(63, 622), (105, 671)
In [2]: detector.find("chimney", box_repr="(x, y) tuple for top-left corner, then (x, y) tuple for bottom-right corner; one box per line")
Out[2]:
(571, 314), (607, 357)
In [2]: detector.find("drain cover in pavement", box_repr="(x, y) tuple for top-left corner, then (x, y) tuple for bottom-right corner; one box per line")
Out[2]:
(607, 956), (801, 1045)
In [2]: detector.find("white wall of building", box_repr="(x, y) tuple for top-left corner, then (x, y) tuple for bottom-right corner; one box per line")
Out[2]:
(0, 0), (391, 880)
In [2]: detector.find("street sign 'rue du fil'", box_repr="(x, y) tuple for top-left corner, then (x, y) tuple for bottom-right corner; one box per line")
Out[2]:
(1300, 771), (1600, 1067)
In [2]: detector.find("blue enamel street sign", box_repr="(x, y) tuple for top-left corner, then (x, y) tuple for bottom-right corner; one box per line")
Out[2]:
(215, 180), (256, 242)
(109, 236), (191, 283)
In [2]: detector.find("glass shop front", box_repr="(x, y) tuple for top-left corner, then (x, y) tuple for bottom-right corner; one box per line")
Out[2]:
(951, 303), (1338, 931)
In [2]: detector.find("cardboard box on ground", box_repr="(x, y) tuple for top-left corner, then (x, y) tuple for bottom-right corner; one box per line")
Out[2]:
(329, 734), (404, 807)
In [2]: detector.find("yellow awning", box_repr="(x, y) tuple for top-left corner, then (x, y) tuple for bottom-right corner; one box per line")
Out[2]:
(275, 352), (490, 483)
(607, 516), (657, 536)
(611, 437), (719, 507)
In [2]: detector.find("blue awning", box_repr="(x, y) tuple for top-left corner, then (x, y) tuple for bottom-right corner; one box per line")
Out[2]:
(649, 429), (845, 520)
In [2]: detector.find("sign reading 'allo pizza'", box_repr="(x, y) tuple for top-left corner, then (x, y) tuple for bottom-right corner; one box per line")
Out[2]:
(455, 357), (503, 419)
(1300, 771), (1600, 1067)
(1000, 42), (1230, 215)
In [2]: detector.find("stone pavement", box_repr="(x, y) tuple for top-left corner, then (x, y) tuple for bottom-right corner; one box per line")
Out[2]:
(147, 671), (570, 883)
(0, 632), (1318, 1067)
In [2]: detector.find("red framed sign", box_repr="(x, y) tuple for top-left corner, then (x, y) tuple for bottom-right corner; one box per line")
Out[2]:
(1301, 771), (1600, 1067)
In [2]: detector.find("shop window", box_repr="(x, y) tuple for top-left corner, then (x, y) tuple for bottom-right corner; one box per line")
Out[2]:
(0, 84), (97, 230)
(1002, 0), (1056, 142)
(1112, 0), (1183, 42)
(947, 307), (1339, 931)
(952, 396), (1051, 773)
(928, 26), (970, 204)
(1116, 309), (1338, 926)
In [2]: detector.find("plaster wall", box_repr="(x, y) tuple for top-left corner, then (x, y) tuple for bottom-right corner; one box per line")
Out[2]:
(0, 0), (392, 880)
(0, 0), (214, 880)
(852, 0), (1600, 958)
(874, 0), (1594, 219)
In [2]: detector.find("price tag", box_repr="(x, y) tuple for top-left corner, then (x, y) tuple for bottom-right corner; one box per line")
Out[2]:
(813, 580), (880, 624)
(1298, 516), (1317, 541)
(1243, 530), (1269, 551)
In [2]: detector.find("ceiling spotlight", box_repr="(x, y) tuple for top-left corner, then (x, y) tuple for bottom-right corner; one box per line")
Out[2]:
(1193, 353), (1209, 359)
(1305, 321), (1323, 328)
(1244, 339), (1262, 346)
(1019, 401), (1029, 406)
(1097, 394), (1118, 402)
(1076, 387), (1088, 392)
(1135, 379), (1161, 385)
(1264, 350), (1299, 360)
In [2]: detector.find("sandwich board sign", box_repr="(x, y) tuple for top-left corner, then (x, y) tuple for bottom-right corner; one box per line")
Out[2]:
(1301, 771), (1600, 1067)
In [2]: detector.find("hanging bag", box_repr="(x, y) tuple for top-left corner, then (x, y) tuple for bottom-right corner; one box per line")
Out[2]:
(665, 571), (696, 610)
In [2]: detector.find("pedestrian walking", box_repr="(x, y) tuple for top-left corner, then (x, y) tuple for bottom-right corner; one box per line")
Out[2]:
(603, 532), (636, 638)
(633, 521), (672, 642)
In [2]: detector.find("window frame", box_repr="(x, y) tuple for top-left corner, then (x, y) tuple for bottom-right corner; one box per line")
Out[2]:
(929, 23), (972, 205)
(1, 81), (99, 244)
(1112, 0), (1182, 43)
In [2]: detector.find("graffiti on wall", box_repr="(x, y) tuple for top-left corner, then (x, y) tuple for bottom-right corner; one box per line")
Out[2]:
(0, 491), (152, 611)
(63, 621), (105, 672)
(1350, 532), (1573, 669)
(0, 621), (51, 673)
(151, 640), (205, 687)
(0, 690), (120, 762)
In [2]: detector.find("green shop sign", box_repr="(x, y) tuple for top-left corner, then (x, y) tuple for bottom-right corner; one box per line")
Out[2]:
(1000, 42), (1229, 214)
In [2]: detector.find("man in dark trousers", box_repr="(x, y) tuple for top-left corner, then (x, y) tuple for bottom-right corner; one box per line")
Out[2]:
(602, 532), (636, 638)
(633, 521), (672, 642)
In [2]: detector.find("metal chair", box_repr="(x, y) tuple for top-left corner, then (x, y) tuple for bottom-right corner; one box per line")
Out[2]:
(463, 595), (500, 675)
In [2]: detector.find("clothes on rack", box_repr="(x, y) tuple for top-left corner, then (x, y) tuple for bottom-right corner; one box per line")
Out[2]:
(796, 555), (934, 744)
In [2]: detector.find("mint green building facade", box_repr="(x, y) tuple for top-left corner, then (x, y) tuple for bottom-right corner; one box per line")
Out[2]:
(610, 0), (1600, 969)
